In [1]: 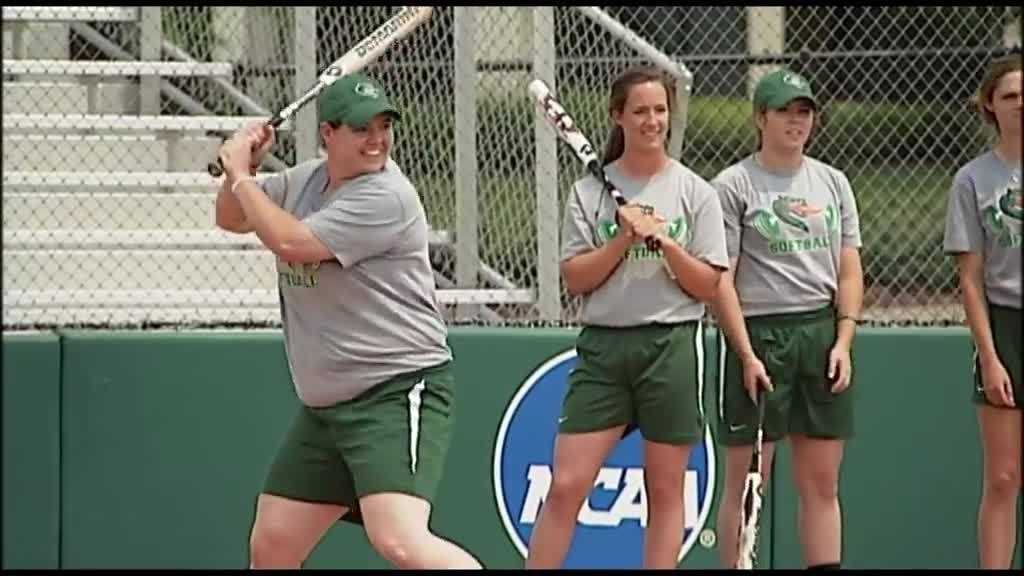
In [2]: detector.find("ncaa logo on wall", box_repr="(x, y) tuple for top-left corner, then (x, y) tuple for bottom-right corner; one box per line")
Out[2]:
(493, 349), (716, 568)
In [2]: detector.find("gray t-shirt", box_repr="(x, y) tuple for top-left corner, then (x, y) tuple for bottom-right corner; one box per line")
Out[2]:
(943, 151), (1022, 309)
(561, 159), (729, 327)
(712, 155), (862, 317)
(257, 157), (451, 407)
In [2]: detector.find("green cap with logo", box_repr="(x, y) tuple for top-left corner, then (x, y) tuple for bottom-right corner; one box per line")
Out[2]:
(318, 72), (401, 128)
(753, 69), (818, 110)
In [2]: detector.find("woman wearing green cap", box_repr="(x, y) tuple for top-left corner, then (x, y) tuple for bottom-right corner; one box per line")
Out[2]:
(214, 73), (481, 569)
(709, 69), (863, 569)
(943, 52), (1021, 569)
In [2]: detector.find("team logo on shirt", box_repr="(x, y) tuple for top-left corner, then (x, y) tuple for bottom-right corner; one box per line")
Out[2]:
(750, 195), (837, 255)
(277, 260), (322, 288)
(492, 350), (716, 568)
(596, 204), (689, 260)
(984, 181), (1022, 248)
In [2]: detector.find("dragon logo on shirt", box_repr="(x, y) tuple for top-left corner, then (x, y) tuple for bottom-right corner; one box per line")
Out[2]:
(750, 195), (837, 255)
(983, 180), (1023, 248)
(597, 207), (689, 261)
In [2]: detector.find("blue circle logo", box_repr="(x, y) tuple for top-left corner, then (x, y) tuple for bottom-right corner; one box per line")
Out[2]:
(493, 349), (716, 568)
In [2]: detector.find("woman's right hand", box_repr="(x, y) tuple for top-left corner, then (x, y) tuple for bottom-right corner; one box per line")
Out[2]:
(616, 205), (664, 244)
(741, 354), (773, 403)
(220, 121), (275, 178)
(980, 356), (1015, 407)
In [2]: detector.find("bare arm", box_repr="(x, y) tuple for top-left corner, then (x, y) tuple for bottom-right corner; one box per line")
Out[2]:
(217, 122), (332, 264)
(709, 257), (773, 399)
(214, 120), (274, 234)
(231, 181), (333, 264)
(833, 246), (864, 349)
(561, 229), (633, 296)
(956, 252), (998, 366)
(215, 175), (253, 233)
(824, 246), (864, 393)
(657, 235), (723, 303)
(709, 258), (756, 361)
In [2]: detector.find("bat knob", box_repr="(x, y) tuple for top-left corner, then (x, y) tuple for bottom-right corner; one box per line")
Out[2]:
(207, 159), (225, 178)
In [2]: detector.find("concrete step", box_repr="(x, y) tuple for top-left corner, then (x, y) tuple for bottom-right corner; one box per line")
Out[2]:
(3, 7), (138, 22)
(3, 170), (221, 189)
(2, 80), (152, 115)
(1, 287), (532, 328)
(2, 305), (283, 329)
(2, 134), (221, 172)
(1, 22), (70, 60)
(3, 113), (279, 134)
(3, 59), (233, 77)
(3, 192), (217, 229)
(2, 229), (263, 250)
(3, 81), (89, 114)
(2, 248), (278, 291)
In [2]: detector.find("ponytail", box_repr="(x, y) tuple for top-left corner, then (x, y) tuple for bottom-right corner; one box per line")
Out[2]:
(602, 125), (625, 166)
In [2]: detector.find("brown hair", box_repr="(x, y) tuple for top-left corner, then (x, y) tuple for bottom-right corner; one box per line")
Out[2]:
(601, 66), (676, 166)
(972, 52), (1022, 133)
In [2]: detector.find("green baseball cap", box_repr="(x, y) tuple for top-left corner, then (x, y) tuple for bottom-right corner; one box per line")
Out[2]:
(318, 72), (401, 128)
(753, 69), (818, 110)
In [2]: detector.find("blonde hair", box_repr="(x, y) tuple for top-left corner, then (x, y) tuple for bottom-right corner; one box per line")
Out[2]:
(971, 52), (1022, 132)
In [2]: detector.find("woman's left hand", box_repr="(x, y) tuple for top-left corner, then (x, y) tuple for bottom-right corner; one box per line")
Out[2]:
(827, 344), (852, 394)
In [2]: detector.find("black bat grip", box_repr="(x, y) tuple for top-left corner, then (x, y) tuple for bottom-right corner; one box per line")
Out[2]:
(207, 158), (226, 178)
(207, 117), (283, 178)
(608, 184), (661, 252)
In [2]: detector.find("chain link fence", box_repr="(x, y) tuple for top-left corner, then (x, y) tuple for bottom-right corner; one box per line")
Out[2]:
(2, 6), (1020, 329)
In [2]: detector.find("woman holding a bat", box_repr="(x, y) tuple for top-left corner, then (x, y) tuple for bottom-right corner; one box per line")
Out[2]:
(214, 73), (481, 569)
(710, 69), (864, 570)
(944, 52), (1021, 569)
(526, 66), (729, 569)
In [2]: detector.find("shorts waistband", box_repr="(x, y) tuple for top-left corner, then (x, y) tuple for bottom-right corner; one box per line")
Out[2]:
(745, 306), (834, 326)
(583, 320), (699, 333)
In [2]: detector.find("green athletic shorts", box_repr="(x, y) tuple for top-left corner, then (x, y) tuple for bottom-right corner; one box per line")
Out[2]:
(973, 304), (1023, 409)
(560, 322), (706, 445)
(263, 361), (455, 525)
(717, 306), (854, 445)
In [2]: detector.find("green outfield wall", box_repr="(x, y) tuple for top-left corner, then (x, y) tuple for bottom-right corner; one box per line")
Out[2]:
(2, 328), (1021, 569)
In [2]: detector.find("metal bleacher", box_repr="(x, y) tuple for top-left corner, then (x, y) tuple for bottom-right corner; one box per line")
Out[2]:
(2, 6), (531, 328)
(1, 6), (269, 326)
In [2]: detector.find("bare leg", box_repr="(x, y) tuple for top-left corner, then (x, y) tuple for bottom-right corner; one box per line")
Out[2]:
(790, 435), (844, 568)
(525, 426), (627, 568)
(360, 492), (482, 569)
(715, 442), (777, 569)
(977, 405), (1022, 569)
(642, 440), (691, 568)
(248, 493), (347, 568)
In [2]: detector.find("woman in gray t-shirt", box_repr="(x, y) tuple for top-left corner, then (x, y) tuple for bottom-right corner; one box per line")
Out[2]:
(709, 69), (864, 569)
(943, 53), (1022, 570)
(526, 67), (728, 569)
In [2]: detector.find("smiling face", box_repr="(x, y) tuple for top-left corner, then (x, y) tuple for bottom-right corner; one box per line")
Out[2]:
(612, 80), (670, 157)
(320, 113), (394, 179)
(756, 98), (816, 155)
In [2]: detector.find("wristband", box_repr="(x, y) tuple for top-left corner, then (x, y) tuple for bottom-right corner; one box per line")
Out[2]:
(231, 176), (256, 194)
(837, 314), (860, 325)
